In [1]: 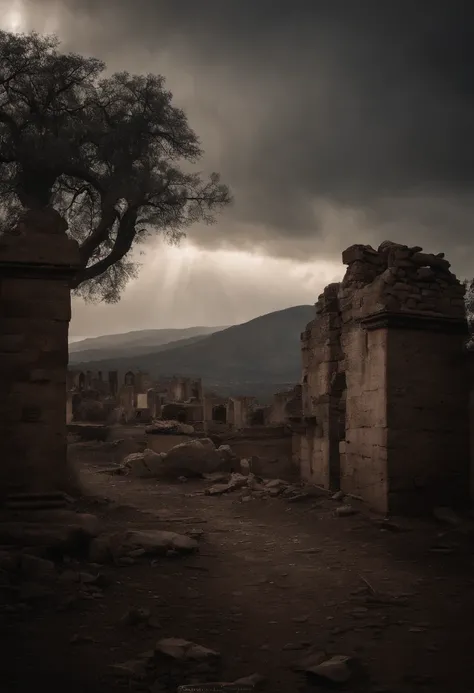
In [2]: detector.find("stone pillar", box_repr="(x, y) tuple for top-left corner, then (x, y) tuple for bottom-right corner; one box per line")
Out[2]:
(341, 241), (470, 515)
(0, 208), (81, 504)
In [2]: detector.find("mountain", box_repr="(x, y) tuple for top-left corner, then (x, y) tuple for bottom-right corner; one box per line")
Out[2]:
(69, 325), (227, 362)
(71, 305), (314, 397)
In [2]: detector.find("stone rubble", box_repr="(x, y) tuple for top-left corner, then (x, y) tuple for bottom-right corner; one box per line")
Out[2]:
(146, 419), (195, 435)
(293, 648), (362, 686)
(205, 472), (311, 503)
(112, 636), (266, 690)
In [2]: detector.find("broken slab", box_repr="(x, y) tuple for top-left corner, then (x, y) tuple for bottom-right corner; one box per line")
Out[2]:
(155, 638), (220, 662)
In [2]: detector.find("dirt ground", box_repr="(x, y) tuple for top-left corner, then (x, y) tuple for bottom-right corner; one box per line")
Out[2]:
(3, 458), (474, 693)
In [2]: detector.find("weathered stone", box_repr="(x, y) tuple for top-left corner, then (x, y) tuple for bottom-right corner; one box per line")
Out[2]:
(123, 449), (167, 478)
(205, 483), (234, 496)
(298, 238), (469, 516)
(155, 637), (220, 662)
(335, 504), (357, 517)
(305, 654), (357, 684)
(90, 530), (198, 563)
(216, 444), (239, 471)
(0, 209), (81, 501)
(160, 438), (222, 477)
(292, 648), (327, 671)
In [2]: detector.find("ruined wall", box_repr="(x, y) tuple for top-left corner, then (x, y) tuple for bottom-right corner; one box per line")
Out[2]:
(220, 426), (296, 479)
(341, 242), (469, 514)
(168, 377), (203, 403)
(300, 283), (345, 488)
(227, 396), (256, 429)
(266, 386), (302, 426)
(298, 240), (470, 515)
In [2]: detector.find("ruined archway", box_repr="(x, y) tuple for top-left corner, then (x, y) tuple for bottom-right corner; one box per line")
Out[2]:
(124, 370), (135, 386)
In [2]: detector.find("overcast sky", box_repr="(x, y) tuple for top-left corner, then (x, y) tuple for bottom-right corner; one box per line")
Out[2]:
(2, 1), (474, 337)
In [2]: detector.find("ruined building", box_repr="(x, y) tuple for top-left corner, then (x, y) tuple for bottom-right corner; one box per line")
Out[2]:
(294, 241), (469, 515)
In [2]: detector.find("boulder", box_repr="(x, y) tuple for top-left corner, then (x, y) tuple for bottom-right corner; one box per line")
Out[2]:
(216, 445), (239, 472)
(162, 438), (222, 477)
(240, 458), (250, 476)
(177, 423), (195, 435)
(123, 449), (167, 478)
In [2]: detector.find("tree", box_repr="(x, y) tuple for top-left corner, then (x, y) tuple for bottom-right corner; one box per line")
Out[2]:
(0, 31), (231, 302)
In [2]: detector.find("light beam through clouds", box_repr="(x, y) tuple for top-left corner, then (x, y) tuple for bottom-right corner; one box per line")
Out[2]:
(1, 1), (473, 336)
(70, 240), (343, 337)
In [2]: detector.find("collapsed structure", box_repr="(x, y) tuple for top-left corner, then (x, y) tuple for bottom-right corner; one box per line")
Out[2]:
(295, 241), (469, 514)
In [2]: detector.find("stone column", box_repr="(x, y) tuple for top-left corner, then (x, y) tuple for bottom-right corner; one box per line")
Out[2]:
(340, 241), (470, 515)
(0, 208), (81, 505)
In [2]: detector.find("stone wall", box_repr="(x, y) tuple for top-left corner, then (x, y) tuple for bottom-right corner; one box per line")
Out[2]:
(168, 376), (202, 403)
(266, 385), (303, 426)
(300, 283), (345, 489)
(219, 426), (296, 480)
(227, 396), (256, 429)
(298, 240), (470, 515)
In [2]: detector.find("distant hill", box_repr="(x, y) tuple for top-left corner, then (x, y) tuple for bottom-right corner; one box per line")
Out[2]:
(69, 325), (227, 363)
(71, 305), (315, 396)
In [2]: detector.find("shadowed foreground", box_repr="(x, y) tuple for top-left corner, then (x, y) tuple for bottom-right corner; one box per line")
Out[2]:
(2, 459), (474, 693)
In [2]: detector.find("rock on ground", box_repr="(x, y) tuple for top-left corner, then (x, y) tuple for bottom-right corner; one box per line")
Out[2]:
(155, 637), (220, 662)
(216, 445), (240, 472)
(161, 438), (223, 477)
(123, 449), (167, 478)
(89, 529), (199, 563)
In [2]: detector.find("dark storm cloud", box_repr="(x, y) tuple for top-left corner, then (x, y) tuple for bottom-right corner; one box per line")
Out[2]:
(22, 1), (474, 270)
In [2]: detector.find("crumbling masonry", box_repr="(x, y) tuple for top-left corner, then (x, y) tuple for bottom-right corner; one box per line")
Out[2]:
(296, 241), (470, 515)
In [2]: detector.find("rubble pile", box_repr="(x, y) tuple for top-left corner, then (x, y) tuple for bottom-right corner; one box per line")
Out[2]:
(145, 419), (195, 435)
(111, 636), (266, 690)
(204, 472), (310, 503)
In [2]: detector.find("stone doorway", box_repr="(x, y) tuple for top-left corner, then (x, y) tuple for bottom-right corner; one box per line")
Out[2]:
(212, 405), (227, 423)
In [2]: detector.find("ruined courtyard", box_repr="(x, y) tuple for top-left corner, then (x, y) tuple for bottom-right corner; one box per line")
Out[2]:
(1, 207), (474, 692)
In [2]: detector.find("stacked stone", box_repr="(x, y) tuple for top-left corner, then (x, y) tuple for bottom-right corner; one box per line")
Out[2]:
(340, 240), (466, 321)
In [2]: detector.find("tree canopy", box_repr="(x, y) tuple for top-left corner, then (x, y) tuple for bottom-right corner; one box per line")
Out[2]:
(0, 31), (231, 301)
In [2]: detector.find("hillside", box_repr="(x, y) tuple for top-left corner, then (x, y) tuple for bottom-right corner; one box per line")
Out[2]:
(71, 305), (315, 395)
(69, 333), (213, 364)
(69, 325), (227, 362)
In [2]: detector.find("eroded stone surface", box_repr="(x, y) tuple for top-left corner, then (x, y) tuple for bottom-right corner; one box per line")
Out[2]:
(296, 240), (469, 515)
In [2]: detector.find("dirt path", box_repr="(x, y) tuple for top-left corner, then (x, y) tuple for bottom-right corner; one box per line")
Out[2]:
(3, 462), (474, 692)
